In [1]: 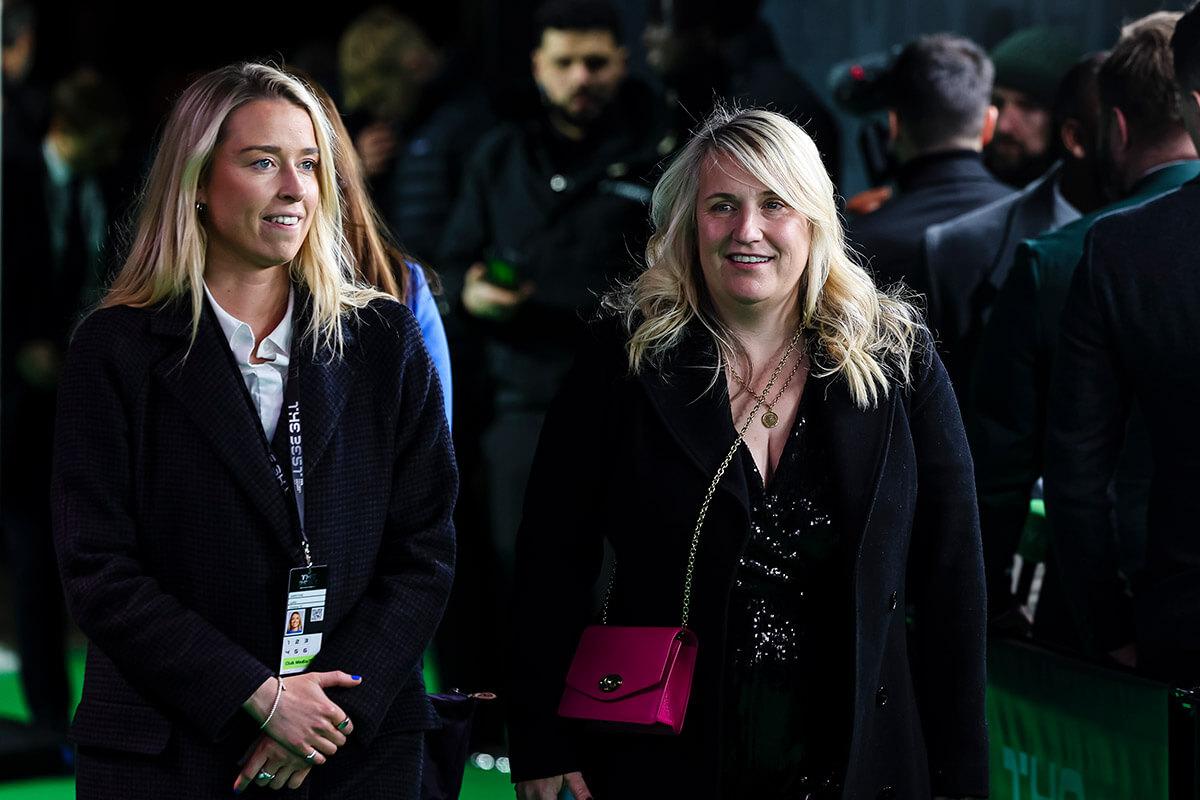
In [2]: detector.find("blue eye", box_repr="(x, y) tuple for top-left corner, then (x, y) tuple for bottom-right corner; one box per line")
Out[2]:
(253, 158), (274, 170)
(764, 199), (786, 211)
(711, 202), (735, 213)
(299, 159), (318, 171)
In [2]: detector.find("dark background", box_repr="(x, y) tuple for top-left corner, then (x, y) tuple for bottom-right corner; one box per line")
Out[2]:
(16, 0), (1191, 196)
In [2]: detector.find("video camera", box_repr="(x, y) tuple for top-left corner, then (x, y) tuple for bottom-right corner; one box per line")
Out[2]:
(827, 46), (902, 186)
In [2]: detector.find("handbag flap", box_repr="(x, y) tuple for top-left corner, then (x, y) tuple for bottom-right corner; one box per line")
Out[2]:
(563, 625), (692, 702)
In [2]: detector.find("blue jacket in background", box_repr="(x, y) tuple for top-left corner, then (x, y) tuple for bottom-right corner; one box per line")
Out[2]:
(408, 263), (452, 428)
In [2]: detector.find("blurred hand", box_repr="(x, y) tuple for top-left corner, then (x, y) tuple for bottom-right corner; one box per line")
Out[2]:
(462, 262), (534, 322)
(243, 672), (359, 759)
(516, 771), (592, 800)
(845, 185), (893, 216)
(355, 122), (397, 177)
(16, 340), (62, 389)
(233, 734), (318, 793)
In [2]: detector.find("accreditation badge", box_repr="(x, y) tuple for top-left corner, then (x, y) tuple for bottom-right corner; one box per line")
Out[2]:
(279, 565), (329, 675)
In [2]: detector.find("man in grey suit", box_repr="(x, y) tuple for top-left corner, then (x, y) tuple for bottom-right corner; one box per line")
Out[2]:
(918, 53), (1107, 398)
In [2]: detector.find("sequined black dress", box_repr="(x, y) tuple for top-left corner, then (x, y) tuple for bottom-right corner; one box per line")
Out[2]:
(721, 396), (852, 799)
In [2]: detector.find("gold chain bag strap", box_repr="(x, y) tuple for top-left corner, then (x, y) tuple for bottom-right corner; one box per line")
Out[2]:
(556, 330), (802, 734)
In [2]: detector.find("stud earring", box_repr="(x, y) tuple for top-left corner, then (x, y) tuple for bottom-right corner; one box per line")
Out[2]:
(195, 201), (207, 213)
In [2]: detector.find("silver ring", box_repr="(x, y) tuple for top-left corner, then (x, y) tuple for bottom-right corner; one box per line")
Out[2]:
(303, 749), (319, 764)
(256, 771), (276, 781)
(337, 717), (351, 731)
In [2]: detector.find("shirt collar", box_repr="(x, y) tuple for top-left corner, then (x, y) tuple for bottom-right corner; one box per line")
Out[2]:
(202, 282), (294, 366)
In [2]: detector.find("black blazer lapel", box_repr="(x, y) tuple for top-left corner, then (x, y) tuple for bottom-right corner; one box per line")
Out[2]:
(149, 298), (298, 559)
(286, 302), (357, 476)
(818, 372), (896, 558)
(636, 346), (750, 516)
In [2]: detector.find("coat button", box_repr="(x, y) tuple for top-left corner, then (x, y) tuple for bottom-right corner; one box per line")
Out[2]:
(876, 686), (888, 708)
(549, 174), (568, 192)
(877, 786), (896, 800)
(888, 591), (898, 611)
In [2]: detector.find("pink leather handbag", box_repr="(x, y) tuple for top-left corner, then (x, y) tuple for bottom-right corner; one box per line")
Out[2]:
(556, 331), (802, 735)
(557, 625), (698, 733)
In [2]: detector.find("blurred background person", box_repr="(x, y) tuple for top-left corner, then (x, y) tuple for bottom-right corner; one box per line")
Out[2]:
(919, 51), (1107, 400)
(848, 34), (1012, 289)
(300, 72), (452, 423)
(339, 5), (494, 266)
(984, 27), (1083, 188)
(642, 0), (842, 186)
(0, 66), (128, 744)
(2, 0), (48, 164)
(439, 0), (672, 753)
(970, 11), (1198, 650)
(437, 0), (669, 751)
(1045, 0), (1200, 685)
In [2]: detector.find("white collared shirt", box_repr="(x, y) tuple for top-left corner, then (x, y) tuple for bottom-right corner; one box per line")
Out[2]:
(203, 283), (294, 441)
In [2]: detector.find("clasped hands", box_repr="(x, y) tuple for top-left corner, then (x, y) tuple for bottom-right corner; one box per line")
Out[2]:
(233, 671), (362, 793)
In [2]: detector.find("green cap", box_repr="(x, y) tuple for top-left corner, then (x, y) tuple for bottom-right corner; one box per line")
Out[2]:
(990, 27), (1083, 108)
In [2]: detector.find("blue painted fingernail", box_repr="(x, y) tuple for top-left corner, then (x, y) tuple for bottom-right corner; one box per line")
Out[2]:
(351, 674), (362, 680)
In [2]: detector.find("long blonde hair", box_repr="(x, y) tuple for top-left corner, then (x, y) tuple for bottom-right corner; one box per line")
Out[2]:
(103, 62), (387, 355)
(606, 107), (919, 409)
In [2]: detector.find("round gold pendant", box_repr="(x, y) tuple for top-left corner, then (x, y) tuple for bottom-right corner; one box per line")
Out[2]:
(762, 410), (779, 428)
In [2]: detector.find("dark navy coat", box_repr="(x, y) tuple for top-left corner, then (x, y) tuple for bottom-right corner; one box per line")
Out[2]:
(51, 290), (456, 799)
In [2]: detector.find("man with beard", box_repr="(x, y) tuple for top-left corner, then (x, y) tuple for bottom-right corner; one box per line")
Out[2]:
(985, 27), (1083, 188)
(970, 11), (1198, 651)
(435, 0), (669, 742)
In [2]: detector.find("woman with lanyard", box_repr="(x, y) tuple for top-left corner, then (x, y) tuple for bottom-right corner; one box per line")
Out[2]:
(51, 63), (455, 798)
(508, 107), (986, 800)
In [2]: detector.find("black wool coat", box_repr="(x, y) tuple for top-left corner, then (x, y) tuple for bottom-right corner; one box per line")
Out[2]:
(51, 291), (457, 799)
(1046, 178), (1200, 666)
(508, 322), (987, 800)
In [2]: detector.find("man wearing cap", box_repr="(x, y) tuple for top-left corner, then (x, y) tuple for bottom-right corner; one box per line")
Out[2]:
(986, 27), (1083, 187)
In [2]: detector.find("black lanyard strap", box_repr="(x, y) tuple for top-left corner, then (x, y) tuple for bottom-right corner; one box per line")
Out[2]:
(268, 374), (311, 567)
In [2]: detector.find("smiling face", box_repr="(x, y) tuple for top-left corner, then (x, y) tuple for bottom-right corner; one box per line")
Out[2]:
(695, 151), (812, 319)
(197, 98), (320, 278)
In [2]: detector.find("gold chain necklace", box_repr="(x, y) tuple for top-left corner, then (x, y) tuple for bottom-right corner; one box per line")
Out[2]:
(729, 331), (804, 429)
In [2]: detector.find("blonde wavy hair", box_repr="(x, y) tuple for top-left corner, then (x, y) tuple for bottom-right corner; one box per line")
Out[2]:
(607, 107), (919, 409)
(103, 62), (387, 355)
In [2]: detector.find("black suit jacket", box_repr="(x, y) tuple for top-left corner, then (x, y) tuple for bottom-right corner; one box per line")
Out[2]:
(51, 291), (456, 798)
(849, 150), (1014, 291)
(919, 162), (1079, 394)
(507, 322), (986, 800)
(1045, 179), (1200, 661)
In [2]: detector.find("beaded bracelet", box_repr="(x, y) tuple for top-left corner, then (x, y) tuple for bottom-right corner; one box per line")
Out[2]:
(260, 676), (285, 730)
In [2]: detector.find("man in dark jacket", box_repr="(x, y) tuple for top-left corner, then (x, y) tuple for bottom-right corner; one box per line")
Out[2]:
(971, 12), (1199, 647)
(1044, 6), (1200, 683)
(435, 0), (669, 718)
(919, 53), (1107, 398)
(849, 34), (1012, 289)
(2, 68), (128, 740)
